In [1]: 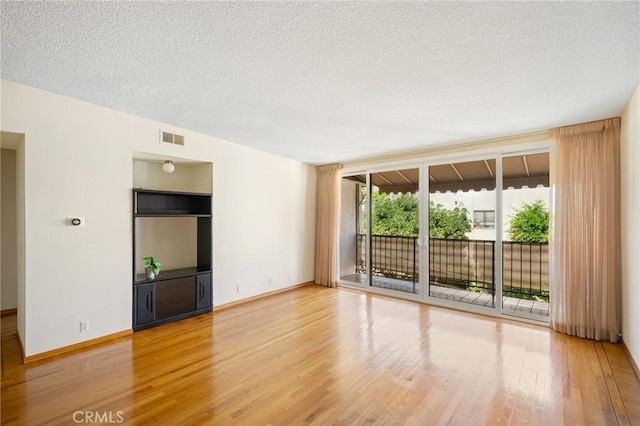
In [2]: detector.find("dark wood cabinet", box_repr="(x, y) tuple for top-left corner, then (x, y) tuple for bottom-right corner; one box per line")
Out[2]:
(135, 283), (155, 325)
(135, 190), (211, 216)
(196, 273), (212, 310)
(156, 276), (197, 320)
(132, 190), (213, 331)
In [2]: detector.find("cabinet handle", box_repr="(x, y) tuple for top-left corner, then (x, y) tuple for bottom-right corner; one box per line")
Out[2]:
(146, 294), (149, 310)
(150, 291), (153, 313)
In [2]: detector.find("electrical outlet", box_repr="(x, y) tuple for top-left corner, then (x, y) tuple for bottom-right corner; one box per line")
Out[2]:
(269, 277), (272, 286)
(236, 284), (240, 293)
(80, 321), (89, 332)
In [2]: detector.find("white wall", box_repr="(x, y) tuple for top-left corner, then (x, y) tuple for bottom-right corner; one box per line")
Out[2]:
(132, 160), (213, 194)
(621, 83), (640, 370)
(0, 80), (316, 357)
(211, 140), (315, 303)
(16, 135), (26, 348)
(1, 148), (18, 309)
(134, 217), (197, 274)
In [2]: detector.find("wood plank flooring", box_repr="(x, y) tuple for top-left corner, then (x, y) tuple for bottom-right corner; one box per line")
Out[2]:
(2, 284), (639, 425)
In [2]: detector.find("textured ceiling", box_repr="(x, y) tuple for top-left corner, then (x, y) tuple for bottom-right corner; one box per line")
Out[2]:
(2, 2), (638, 164)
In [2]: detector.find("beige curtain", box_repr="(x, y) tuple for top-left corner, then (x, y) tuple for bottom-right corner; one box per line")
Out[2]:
(549, 118), (620, 342)
(315, 164), (341, 287)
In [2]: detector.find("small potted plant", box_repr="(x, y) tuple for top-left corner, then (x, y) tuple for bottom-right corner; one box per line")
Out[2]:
(143, 256), (163, 280)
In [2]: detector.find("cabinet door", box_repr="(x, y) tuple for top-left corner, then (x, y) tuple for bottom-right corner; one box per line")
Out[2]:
(196, 273), (212, 310)
(136, 283), (155, 325)
(156, 277), (197, 320)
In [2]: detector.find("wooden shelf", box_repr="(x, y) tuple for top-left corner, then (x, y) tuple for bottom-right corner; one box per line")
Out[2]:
(134, 267), (212, 285)
(134, 189), (211, 216)
(134, 212), (212, 217)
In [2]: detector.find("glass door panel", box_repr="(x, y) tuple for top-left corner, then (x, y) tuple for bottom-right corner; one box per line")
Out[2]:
(502, 152), (550, 319)
(428, 159), (497, 308)
(369, 168), (420, 294)
(340, 174), (368, 286)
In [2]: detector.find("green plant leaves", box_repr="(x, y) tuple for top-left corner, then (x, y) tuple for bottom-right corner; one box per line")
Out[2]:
(142, 256), (163, 275)
(507, 199), (549, 243)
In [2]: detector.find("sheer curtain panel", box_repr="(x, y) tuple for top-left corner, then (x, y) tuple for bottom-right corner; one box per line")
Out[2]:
(550, 118), (620, 342)
(315, 164), (341, 287)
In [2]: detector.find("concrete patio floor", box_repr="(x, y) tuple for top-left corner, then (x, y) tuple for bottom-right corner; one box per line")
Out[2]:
(341, 273), (549, 318)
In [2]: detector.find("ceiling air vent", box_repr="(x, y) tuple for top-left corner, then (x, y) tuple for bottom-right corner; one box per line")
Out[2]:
(160, 130), (185, 146)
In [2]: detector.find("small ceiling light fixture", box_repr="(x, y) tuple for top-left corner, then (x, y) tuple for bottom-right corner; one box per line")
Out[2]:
(162, 160), (175, 174)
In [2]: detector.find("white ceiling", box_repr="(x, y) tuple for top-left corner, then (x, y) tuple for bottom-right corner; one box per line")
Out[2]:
(2, 2), (638, 164)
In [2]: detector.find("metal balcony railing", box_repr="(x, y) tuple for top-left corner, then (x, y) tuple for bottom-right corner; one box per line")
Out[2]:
(355, 234), (549, 301)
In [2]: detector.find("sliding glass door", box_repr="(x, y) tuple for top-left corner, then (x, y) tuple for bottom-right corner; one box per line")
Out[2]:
(340, 148), (550, 322)
(340, 174), (368, 287)
(501, 152), (550, 319)
(427, 159), (497, 309)
(369, 167), (421, 294)
(340, 167), (422, 296)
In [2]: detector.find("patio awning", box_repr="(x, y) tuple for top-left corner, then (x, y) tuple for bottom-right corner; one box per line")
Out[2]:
(346, 153), (549, 193)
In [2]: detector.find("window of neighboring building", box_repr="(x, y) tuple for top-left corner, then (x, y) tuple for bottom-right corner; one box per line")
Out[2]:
(474, 210), (495, 229)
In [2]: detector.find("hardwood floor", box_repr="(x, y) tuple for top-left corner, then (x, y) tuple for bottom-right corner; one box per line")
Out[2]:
(2, 285), (639, 425)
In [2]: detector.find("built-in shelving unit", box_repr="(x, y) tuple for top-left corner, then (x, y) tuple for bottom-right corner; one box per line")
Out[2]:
(132, 189), (213, 331)
(135, 190), (212, 216)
